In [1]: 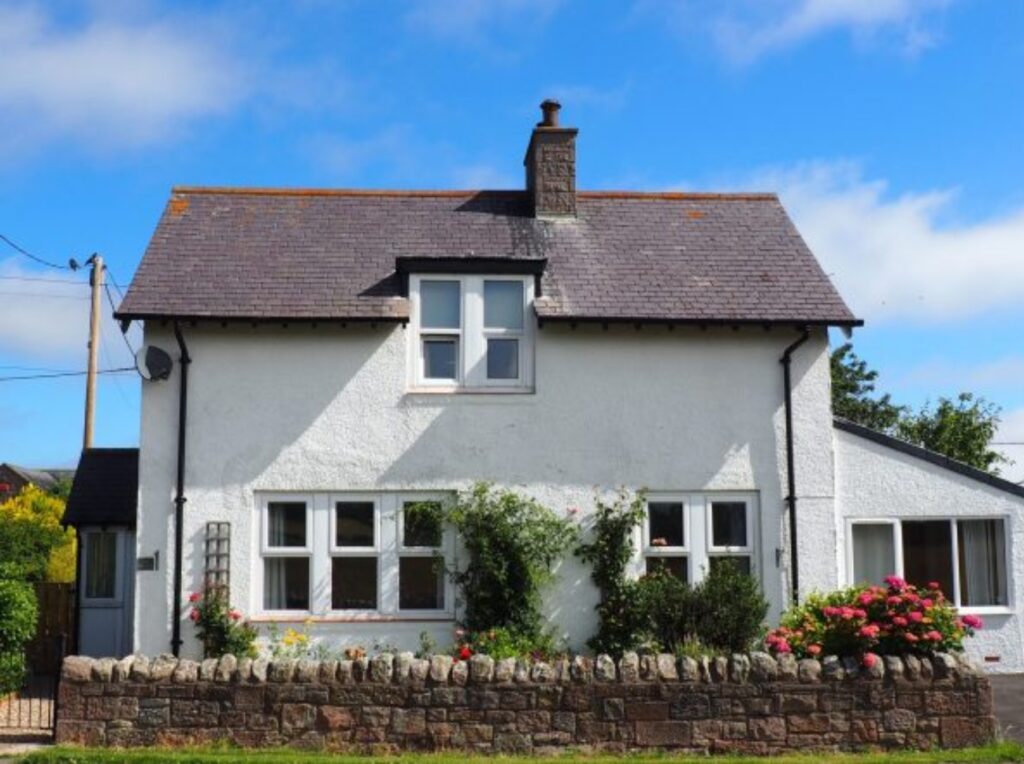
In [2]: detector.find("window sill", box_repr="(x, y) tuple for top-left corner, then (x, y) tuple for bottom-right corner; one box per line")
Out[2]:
(958, 606), (1013, 617)
(406, 386), (534, 395)
(250, 614), (456, 624)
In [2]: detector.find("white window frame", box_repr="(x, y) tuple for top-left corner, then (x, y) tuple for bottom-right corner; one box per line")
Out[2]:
(705, 495), (755, 574)
(397, 495), (454, 616)
(641, 495), (692, 582)
(409, 274), (535, 392)
(255, 492), (455, 619)
(845, 517), (1012, 615)
(328, 494), (383, 615)
(258, 494), (314, 613)
(639, 492), (760, 584)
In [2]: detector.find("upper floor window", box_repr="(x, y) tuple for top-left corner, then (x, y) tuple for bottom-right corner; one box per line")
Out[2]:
(410, 275), (534, 391)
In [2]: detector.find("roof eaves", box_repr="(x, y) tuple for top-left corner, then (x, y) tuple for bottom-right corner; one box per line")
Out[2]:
(834, 417), (1024, 500)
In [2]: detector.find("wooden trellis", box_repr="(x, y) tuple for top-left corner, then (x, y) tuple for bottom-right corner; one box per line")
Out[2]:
(204, 522), (231, 597)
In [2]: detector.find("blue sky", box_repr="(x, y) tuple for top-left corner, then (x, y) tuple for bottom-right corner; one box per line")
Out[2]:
(2, 0), (1023, 479)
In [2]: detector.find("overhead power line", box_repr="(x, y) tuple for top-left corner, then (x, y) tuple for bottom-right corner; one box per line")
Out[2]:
(0, 367), (135, 383)
(103, 280), (137, 356)
(0, 233), (70, 270)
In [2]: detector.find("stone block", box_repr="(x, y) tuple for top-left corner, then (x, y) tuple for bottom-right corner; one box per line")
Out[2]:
(749, 716), (786, 742)
(469, 654), (494, 683)
(626, 702), (669, 721)
(369, 654), (394, 683)
(294, 659), (317, 683)
(636, 720), (691, 746)
(215, 654), (237, 682)
(62, 656), (93, 683)
(429, 654), (452, 683)
(619, 652), (640, 682)
(451, 660), (469, 686)
(940, 716), (995, 748)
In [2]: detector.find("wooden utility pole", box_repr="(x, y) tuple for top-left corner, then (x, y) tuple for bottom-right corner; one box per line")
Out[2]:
(83, 254), (104, 449)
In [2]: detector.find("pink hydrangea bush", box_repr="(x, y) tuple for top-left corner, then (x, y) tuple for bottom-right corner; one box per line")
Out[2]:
(765, 576), (981, 666)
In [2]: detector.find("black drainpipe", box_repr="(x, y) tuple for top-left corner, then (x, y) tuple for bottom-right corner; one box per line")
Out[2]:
(780, 328), (810, 606)
(171, 322), (191, 656)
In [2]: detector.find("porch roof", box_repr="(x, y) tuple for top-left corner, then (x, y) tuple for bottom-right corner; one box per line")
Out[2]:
(64, 448), (139, 528)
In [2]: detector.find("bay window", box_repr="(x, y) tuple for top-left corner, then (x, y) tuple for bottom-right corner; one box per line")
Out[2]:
(410, 275), (534, 390)
(848, 517), (1008, 610)
(642, 493), (757, 584)
(257, 493), (452, 617)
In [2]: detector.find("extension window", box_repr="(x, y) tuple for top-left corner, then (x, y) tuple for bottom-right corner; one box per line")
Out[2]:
(849, 518), (1009, 612)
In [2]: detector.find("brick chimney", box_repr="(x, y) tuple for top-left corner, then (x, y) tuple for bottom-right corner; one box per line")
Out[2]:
(524, 99), (577, 218)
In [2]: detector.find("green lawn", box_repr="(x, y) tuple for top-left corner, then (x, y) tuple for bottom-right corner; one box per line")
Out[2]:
(18, 742), (1024, 764)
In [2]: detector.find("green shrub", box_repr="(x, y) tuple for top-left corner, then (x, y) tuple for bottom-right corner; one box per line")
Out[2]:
(0, 650), (27, 694)
(766, 576), (979, 663)
(445, 483), (578, 640)
(0, 577), (37, 693)
(188, 589), (258, 659)
(689, 559), (769, 653)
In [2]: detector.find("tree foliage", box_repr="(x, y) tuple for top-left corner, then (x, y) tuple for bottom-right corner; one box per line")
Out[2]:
(831, 343), (1007, 475)
(830, 343), (905, 432)
(897, 393), (1006, 474)
(0, 485), (76, 582)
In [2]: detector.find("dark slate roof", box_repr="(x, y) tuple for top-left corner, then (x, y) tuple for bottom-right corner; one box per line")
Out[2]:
(64, 449), (139, 527)
(0, 464), (73, 492)
(116, 188), (860, 327)
(834, 419), (1024, 500)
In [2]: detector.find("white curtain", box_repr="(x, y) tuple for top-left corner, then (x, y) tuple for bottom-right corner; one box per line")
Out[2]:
(264, 559), (287, 609)
(852, 524), (895, 585)
(959, 520), (1007, 606)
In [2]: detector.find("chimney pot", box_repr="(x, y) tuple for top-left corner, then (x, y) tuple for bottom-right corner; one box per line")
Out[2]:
(539, 99), (561, 127)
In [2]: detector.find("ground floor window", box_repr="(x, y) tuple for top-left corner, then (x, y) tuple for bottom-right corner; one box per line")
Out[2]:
(258, 493), (451, 616)
(642, 493), (757, 584)
(849, 518), (1008, 609)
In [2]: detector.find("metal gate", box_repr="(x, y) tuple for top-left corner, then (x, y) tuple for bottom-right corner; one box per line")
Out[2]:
(0, 583), (74, 739)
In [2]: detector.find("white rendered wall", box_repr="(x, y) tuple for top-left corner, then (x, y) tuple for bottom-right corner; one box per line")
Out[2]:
(133, 323), (836, 658)
(835, 428), (1024, 673)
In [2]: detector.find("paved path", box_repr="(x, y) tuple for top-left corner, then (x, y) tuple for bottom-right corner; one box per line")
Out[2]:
(992, 674), (1024, 743)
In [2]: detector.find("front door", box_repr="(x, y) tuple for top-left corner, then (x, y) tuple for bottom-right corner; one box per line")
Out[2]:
(78, 527), (135, 657)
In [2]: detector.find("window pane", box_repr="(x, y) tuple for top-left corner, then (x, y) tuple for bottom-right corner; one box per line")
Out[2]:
(902, 521), (954, 596)
(85, 533), (117, 599)
(711, 502), (747, 547)
(267, 502), (306, 548)
(423, 338), (457, 379)
(400, 557), (445, 610)
(648, 502), (684, 547)
(336, 502), (375, 547)
(851, 524), (896, 585)
(486, 338), (519, 380)
(484, 280), (524, 330)
(263, 557), (309, 610)
(331, 557), (378, 609)
(958, 519), (1008, 606)
(709, 556), (752, 577)
(404, 502), (442, 547)
(645, 556), (688, 583)
(421, 281), (460, 329)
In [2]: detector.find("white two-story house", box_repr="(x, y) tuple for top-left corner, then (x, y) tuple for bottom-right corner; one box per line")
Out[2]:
(67, 102), (1024, 671)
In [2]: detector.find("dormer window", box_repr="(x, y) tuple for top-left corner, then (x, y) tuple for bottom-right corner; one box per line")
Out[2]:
(409, 274), (534, 392)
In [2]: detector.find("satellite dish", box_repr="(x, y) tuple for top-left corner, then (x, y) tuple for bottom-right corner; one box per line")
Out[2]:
(135, 345), (173, 381)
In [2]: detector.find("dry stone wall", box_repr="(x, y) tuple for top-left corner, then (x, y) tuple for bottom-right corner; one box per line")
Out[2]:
(55, 652), (994, 755)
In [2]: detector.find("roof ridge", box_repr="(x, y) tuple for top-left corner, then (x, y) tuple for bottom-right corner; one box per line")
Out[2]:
(170, 186), (778, 202)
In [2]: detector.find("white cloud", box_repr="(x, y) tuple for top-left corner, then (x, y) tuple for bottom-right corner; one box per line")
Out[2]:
(646, 0), (951, 63)
(404, 0), (562, 42)
(750, 161), (1024, 323)
(0, 3), (248, 154)
(0, 259), (140, 367)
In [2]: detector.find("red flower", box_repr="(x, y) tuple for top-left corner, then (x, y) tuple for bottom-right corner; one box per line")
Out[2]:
(807, 644), (822, 656)
(229, 609), (242, 621)
(458, 646), (473, 661)
(862, 653), (878, 669)
(189, 609), (200, 622)
(908, 611), (924, 623)
(962, 614), (984, 630)
(188, 592), (202, 603)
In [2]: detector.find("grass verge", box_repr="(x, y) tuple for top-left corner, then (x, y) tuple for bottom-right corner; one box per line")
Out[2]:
(18, 742), (1024, 764)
